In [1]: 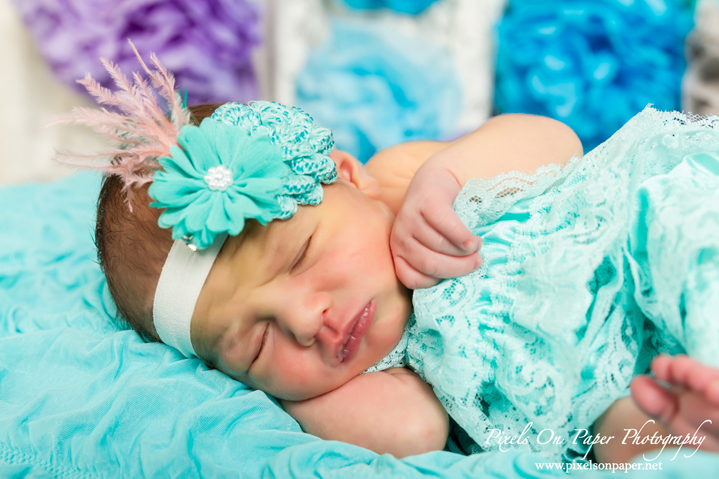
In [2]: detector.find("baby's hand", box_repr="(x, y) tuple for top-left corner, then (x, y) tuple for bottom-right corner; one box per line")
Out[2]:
(390, 158), (483, 289)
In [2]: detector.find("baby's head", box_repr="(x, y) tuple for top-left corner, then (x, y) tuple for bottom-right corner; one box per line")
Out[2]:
(95, 102), (411, 401)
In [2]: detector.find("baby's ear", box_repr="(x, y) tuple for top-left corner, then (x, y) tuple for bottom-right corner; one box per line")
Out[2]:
(329, 150), (381, 200)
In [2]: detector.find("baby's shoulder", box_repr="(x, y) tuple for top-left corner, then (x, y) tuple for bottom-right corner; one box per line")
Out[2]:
(365, 139), (452, 213)
(366, 139), (450, 180)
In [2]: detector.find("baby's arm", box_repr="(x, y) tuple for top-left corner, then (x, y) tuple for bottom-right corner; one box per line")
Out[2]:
(391, 114), (584, 289)
(428, 114), (584, 188)
(280, 367), (449, 458)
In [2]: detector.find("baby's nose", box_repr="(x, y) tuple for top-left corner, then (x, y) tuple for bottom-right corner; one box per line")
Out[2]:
(282, 292), (332, 347)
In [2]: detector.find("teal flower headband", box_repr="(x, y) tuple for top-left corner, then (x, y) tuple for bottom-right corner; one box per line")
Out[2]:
(148, 102), (337, 250)
(55, 47), (337, 357)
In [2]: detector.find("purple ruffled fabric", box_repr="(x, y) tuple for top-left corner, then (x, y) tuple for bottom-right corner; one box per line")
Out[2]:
(11, 0), (262, 105)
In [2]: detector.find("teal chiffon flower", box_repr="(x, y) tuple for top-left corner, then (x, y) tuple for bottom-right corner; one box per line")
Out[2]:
(148, 118), (288, 249)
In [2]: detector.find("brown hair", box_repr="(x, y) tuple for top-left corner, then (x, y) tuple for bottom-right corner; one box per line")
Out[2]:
(95, 103), (224, 342)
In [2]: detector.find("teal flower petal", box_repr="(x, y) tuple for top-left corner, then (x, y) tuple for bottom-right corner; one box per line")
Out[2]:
(168, 217), (190, 242)
(212, 119), (252, 169)
(224, 195), (269, 232)
(193, 226), (214, 250)
(156, 208), (186, 230)
(176, 123), (218, 172)
(149, 176), (205, 207)
(183, 193), (215, 234)
(206, 196), (231, 233)
(159, 144), (202, 179)
(232, 132), (286, 180)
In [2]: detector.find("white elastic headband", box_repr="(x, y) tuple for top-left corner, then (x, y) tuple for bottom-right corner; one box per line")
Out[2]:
(152, 233), (228, 357)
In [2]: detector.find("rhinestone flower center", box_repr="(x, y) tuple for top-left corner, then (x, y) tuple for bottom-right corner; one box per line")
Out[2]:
(204, 165), (233, 191)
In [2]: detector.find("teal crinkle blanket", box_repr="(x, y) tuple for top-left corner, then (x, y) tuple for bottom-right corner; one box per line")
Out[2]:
(2, 111), (719, 478)
(407, 108), (719, 462)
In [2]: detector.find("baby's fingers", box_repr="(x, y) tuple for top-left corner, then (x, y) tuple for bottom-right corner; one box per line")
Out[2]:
(394, 238), (483, 289)
(411, 219), (482, 257)
(630, 374), (678, 421)
(651, 355), (719, 405)
(393, 256), (442, 290)
(420, 201), (481, 253)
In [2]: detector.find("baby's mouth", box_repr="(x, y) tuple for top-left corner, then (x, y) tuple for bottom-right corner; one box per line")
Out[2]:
(337, 301), (375, 364)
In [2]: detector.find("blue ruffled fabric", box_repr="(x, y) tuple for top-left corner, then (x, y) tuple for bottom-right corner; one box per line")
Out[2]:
(407, 108), (719, 463)
(495, 0), (693, 151)
(4, 169), (719, 476)
(295, 20), (461, 163)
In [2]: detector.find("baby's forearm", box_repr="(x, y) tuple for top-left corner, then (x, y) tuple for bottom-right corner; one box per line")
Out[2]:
(280, 368), (449, 458)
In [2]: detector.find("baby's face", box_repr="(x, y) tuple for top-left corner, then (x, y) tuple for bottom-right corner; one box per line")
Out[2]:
(190, 178), (412, 400)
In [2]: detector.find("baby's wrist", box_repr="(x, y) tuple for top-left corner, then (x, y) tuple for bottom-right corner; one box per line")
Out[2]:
(422, 151), (464, 192)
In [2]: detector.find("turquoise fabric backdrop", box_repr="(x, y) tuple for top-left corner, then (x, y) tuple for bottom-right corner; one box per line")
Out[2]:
(1, 173), (718, 477)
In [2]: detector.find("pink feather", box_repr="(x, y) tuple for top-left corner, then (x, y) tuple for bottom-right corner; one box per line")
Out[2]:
(51, 40), (192, 211)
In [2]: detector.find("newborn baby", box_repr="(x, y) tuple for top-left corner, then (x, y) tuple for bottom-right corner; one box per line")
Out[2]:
(64, 54), (719, 463)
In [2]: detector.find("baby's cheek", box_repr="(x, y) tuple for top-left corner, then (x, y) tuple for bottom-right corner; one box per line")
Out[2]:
(273, 352), (330, 398)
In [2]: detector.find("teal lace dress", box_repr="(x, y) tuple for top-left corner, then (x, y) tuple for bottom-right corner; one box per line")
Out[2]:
(398, 108), (719, 462)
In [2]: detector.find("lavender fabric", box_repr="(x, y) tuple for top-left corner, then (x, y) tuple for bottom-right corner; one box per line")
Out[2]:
(11, 0), (262, 105)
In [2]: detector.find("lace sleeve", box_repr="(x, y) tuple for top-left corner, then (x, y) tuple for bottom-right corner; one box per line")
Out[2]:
(452, 158), (583, 232)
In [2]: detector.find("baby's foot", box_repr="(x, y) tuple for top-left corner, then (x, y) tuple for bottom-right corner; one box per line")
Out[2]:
(630, 355), (719, 453)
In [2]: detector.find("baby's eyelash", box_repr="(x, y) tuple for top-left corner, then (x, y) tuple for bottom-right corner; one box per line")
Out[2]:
(254, 324), (270, 364)
(290, 236), (312, 273)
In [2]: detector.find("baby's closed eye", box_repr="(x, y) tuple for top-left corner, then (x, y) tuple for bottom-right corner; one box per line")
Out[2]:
(253, 323), (271, 364)
(290, 236), (312, 273)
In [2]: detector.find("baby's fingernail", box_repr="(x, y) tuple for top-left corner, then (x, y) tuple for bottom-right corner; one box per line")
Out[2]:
(463, 237), (482, 252)
(474, 254), (483, 269)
